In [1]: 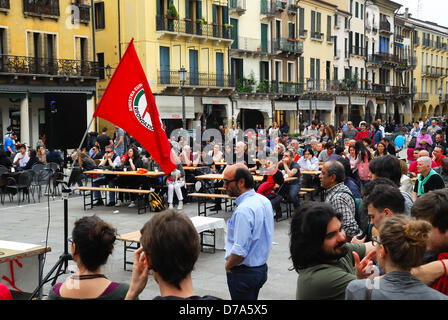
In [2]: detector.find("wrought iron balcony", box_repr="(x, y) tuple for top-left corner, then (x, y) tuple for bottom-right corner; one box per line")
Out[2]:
(440, 94), (448, 103)
(379, 20), (391, 32)
(396, 57), (417, 70)
(158, 70), (234, 88)
(0, 0), (10, 10)
(23, 0), (60, 18)
(271, 80), (304, 95)
(275, 1), (287, 11)
(230, 37), (273, 54)
(366, 53), (399, 65)
(350, 46), (365, 57)
(287, 4), (297, 15)
(156, 15), (232, 40)
(414, 92), (429, 102)
(0, 54), (99, 78)
(72, 2), (91, 24)
(395, 33), (403, 42)
(273, 38), (303, 55)
(310, 31), (323, 41)
(229, 0), (246, 15)
(422, 65), (447, 77)
(260, 0), (276, 16)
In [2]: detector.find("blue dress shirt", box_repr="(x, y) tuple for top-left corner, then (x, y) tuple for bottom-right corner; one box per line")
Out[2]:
(225, 189), (274, 267)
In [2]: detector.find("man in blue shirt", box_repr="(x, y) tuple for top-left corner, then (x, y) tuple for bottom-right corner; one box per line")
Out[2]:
(223, 163), (274, 300)
(4, 132), (16, 157)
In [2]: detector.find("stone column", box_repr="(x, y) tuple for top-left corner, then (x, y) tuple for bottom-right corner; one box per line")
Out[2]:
(20, 93), (30, 146)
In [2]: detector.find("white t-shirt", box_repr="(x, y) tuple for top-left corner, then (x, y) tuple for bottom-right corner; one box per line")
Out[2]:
(14, 152), (30, 168)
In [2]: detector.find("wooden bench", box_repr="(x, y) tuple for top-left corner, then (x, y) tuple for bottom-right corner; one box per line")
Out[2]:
(116, 216), (227, 270)
(76, 186), (151, 214)
(188, 193), (236, 216)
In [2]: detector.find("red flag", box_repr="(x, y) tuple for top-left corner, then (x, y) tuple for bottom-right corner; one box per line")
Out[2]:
(94, 39), (176, 174)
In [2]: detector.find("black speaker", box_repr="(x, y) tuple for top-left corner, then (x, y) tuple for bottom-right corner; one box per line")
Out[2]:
(44, 93), (87, 150)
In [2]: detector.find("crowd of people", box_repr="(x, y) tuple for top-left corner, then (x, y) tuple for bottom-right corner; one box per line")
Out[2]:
(2, 115), (448, 301)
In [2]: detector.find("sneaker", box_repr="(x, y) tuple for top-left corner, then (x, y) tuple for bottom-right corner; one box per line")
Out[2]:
(93, 199), (104, 206)
(115, 200), (122, 207)
(177, 201), (183, 210)
(128, 201), (136, 208)
(168, 203), (174, 209)
(106, 201), (115, 207)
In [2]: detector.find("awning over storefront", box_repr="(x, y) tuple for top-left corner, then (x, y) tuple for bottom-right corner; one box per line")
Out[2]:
(154, 95), (195, 120)
(298, 99), (334, 111)
(0, 84), (96, 94)
(202, 97), (231, 105)
(236, 99), (271, 114)
(274, 101), (297, 111)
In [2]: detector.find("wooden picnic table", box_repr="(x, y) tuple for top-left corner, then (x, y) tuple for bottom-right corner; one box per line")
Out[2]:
(183, 166), (204, 171)
(301, 170), (321, 175)
(83, 169), (166, 178)
(195, 173), (298, 183)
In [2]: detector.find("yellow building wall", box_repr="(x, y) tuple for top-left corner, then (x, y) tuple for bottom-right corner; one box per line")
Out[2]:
(0, 0), (93, 59)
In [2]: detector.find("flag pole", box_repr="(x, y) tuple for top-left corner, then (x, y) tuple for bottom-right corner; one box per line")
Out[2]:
(76, 116), (95, 152)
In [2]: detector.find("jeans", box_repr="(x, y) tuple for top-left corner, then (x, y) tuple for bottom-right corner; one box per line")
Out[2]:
(226, 264), (268, 300)
(93, 176), (116, 202)
(284, 182), (301, 208)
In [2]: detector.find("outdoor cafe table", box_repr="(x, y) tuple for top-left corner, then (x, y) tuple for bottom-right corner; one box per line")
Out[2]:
(195, 173), (298, 183)
(83, 169), (166, 178)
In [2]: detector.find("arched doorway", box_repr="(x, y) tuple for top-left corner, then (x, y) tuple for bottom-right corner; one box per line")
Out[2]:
(413, 104), (421, 121)
(421, 105), (428, 120)
(366, 100), (375, 125)
(434, 105), (441, 117)
(237, 109), (265, 131)
(428, 105), (434, 118)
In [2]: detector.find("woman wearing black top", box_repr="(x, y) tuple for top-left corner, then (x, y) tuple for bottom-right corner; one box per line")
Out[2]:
(23, 149), (40, 171)
(116, 146), (144, 208)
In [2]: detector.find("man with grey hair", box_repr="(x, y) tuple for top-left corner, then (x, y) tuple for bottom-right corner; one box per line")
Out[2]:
(342, 121), (358, 141)
(413, 155), (445, 201)
(319, 160), (360, 240)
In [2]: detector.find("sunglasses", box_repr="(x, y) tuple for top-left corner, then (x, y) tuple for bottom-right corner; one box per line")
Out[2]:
(223, 179), (237, 184)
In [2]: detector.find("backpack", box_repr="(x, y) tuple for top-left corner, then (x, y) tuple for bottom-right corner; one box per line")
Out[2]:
(148, 191), (165, 212)
(331, 190), (364, 228)
(357, 156), (370, 181)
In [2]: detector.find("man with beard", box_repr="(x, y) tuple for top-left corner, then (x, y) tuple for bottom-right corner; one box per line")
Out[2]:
(289, 202), (376, 300)
(223, 163), (274, 300)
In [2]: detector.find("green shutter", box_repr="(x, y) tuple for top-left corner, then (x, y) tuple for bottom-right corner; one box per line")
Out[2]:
(310, 58), (315, 80)
(316, 59), (320, 81)
(299, 56), (304, 83)
(197, 1), (202, 19)
(317, 12), (321, 33)
(185, 0), (190, 18)
(231, 18), (238, 49)
(299, 7), (304, 34)
(213, 4), (217, 23)
(327, 15), (331, 40)
(157, 0), (161, 16)
(311, 11), (315, 35)
(261, 23), (268, 52)
(223, 6), (228, 24)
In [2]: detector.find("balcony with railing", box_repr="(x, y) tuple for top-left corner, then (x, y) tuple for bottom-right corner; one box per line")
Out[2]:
(158, 70), (234, 88)
(310, 31), (324, 41)
(273, 38), (303, 55)
(72, 2), (91, 24)
(23, 0), (60, 19)
(271, 80), (304, 95)
(229, 0), (246, 15)
(366, 53), (399, 66)
(395, 33), (403, 42)
(156, 15), (233, 42)
(0, 0), (10, 11)
(298, 29), (308, 39)
(379, 20), (391, 33)
(0, 55), (99, 78)
(230, 37), (273, 55)
(350, 46), (365, 57)
(275, 1), (287, 12)
(414, 92), (429, 102)
(287, 3), (297, 15)
(260, 0), (276, 17)
(422, 65), (447, 77)
(440, 93), (448, 103)
(396, 56), (417, 70)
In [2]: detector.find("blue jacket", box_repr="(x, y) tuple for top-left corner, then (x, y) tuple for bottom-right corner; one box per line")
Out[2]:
(372, 130), (382, 146)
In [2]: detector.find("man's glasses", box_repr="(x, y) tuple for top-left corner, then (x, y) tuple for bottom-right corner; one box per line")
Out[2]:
(223, 179), (237, 184)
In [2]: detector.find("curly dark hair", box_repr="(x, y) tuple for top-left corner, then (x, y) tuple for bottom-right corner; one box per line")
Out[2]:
(289, 202), (342, 271)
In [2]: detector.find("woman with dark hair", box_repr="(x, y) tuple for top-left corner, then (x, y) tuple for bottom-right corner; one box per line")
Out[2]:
(354, 140), (372, 185)
(373, 142), (388, 158)
(346, 214), (448, 300)
(371, 122), (382, 146)
(23, 149), (40, 170)
(48, 215), (129, 300)
(115, 146), (144, 208)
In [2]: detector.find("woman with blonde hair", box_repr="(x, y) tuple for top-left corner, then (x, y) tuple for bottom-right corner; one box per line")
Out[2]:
(345, 214), (448, 300)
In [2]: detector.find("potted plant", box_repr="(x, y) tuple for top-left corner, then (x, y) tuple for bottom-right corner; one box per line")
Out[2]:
(224, 23), (233, 29)
(197, 17), (206, 27)
(166, 3), (178, 19)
